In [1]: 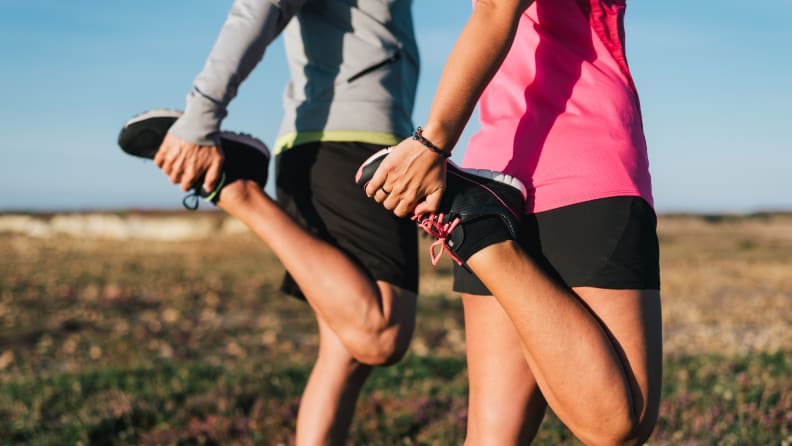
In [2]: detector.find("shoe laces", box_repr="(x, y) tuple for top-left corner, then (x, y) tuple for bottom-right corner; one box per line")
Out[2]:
(180, 172), (227, 211)
(182, 191), (201, 211)
(414, 213), (463, 266)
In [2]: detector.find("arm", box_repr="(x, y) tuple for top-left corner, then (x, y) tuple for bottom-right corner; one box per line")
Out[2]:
(365, 0), (533, 217)
(155, 0), (306, 193)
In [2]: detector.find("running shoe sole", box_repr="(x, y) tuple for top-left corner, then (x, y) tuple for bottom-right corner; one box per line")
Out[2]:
(118, 109), (270, 208)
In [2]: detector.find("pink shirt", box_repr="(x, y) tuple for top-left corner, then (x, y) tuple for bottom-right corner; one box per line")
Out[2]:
(463, 0), (653, 213)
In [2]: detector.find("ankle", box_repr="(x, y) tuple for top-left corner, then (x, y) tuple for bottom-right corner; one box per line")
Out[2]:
(452, 216), (515, 262)
(216, 179), (265, 208)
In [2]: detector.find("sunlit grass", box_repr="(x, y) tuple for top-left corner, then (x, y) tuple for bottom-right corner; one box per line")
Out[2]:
(1, 354), (789, 445)
(0, 212), (790, 444)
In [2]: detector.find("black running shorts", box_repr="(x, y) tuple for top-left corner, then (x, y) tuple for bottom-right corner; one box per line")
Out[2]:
(276, 141), (419, 299)
(453, 196), (661, 294)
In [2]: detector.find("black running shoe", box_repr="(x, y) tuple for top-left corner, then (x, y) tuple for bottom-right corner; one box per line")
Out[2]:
(118, 109), (270, 210)
(355, 148), (526, 266)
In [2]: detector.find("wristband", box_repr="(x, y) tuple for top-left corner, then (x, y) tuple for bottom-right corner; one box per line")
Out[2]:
(412, 127), (450, 158)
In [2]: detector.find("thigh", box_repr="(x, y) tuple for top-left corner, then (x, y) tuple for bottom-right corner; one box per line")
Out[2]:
(462, 293), (546, 445)
(276, 141), (419, 298)
(574, 287), (663, 439)
(455, 196), (663, 439)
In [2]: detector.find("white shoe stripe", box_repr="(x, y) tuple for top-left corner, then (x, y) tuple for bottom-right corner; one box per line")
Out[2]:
(455, 165), (528, 199)
(123, 109), (183, 127)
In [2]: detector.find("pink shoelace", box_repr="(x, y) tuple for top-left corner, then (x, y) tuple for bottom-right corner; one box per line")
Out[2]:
(414, 213), (463, 266)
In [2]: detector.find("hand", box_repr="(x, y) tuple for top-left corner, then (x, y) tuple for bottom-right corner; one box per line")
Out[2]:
(364, 137), (447, 218)
(153, 133), (225, 193)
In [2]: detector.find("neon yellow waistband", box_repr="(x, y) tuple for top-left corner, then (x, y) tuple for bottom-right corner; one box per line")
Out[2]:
(274, 130), (402, 155)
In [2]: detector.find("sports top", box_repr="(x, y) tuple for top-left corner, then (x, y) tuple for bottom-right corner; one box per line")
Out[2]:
(168, 0), (419, 154)
(462, 0), (653, 213)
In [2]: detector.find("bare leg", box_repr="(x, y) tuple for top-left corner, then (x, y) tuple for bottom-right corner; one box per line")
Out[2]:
(572, 287), (663, 444)
(462, 294), (546, 445)
(217, 180), (417, 365)
(467, 241), (662, 445)
(295, 316), (374, 446)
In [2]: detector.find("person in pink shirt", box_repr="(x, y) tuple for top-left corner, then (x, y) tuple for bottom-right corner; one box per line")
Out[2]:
(360, 0), (661, 443)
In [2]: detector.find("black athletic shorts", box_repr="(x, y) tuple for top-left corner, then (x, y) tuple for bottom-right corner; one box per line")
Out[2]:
(276, 141), (419, 299)
(453, 196), (661, 295)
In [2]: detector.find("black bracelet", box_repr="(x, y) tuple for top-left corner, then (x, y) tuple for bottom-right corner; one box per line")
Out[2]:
(412, 127), (450, 158)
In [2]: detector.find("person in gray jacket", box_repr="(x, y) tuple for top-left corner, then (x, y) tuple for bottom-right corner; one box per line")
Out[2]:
(153, 0), (420, 443)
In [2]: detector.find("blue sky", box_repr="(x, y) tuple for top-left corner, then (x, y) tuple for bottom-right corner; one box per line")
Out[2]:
(1, 1), (790, 213)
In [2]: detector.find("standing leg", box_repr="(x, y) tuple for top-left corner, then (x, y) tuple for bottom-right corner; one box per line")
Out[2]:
(461, 293), (546, 445)
(295, 315), (373, 446)
(217, 141), (419, 442)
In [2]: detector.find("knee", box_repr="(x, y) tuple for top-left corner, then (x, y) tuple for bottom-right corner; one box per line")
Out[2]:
(350, 327), (412, 367)
(347, 301), (416, 367)
(577, 426), (634, 446)
(575, 409), (658, 446)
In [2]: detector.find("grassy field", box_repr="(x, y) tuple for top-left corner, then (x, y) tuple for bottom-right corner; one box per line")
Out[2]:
(0, 212), (790, 445)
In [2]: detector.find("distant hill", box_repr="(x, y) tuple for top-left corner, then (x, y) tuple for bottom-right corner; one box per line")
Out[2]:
(1, 210), (791, 241)
(0, 210), (249, 240)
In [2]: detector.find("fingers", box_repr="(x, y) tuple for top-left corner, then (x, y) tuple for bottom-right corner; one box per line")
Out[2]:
(381, 186), (440, 219)
(393, 198), (416, 218)
(155, 134), (183, 184)
(360, 137), (448, 218)
(178, 164), (195, 192)
(364, 167), (389, 198)
(381, 188), (400, 210)
(370, 179), (412, 216)
(203, 150), (225, 193)
(153, 136), (168, 168)
(377, 186), (424, 218)
(413, 190), (442, 217)
(165, 150), (187, 188)
(174, 150), (197, 192)
(372, 184), (391, 204)
(154, 133), (224, 193)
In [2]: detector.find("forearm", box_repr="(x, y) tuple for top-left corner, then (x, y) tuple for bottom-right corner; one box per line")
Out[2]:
(420, 0), (533, 153)
(169, 0), (306, 145)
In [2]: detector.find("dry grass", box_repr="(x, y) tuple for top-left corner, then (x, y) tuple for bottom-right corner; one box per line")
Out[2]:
(657, 213), (792, 356)
(0, 211), (789, 444)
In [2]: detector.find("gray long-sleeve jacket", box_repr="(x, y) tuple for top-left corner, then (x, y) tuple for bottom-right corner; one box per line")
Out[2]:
(167, 0), (419, 153)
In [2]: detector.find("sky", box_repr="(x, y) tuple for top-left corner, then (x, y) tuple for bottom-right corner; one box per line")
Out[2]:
(1, 1), (790, 214)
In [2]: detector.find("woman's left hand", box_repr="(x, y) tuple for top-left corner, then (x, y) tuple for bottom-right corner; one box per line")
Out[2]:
(364, 137), (448, 218)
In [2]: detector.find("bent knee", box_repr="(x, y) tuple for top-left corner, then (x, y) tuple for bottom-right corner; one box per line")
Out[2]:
(576, 411), (658, 446)
(350, 329), (411, 367)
